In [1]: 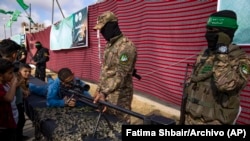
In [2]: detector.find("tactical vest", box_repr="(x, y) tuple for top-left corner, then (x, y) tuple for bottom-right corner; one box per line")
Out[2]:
(185, 45), (248, 124)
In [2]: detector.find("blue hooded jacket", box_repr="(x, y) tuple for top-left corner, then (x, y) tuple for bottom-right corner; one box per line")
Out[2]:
(47, 77), (91, 107)
(29, 77), (91, 107)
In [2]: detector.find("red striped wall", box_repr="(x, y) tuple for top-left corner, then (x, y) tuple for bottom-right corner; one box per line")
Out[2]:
(26, 0), (250, 124)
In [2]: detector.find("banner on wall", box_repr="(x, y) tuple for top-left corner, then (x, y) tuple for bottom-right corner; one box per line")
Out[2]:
(72, 7), (88, 48)
(10, 33), (25, 45)
(50, 15), (74, 50)
(218, 0), (250, 45)
(50, 7), (88, 50)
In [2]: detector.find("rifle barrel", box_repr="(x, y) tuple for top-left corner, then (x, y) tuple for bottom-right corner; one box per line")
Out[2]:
(68, 89), (146, 119)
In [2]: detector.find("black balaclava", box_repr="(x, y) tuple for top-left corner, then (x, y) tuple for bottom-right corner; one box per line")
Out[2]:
(35, 41), (42, 50)
(205, 10), (237, 51)
(205, 31), (219, 51)
(100, 21), (121, 41)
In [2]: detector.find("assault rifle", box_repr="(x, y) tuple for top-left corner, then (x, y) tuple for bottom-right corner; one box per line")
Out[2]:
(179, 63), (193, 125)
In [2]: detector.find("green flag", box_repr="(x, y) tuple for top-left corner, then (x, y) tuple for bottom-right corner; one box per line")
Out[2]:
(0, 9), (14, 14)
(16, 0), (29, 10)
(11, 10), (21, 21)
(6, 10), (21, 28)
(6, 20), (13, 27)
(28, 17), (35, 24)
(6, 11), (14, 14)
(0, 9), (6, 14)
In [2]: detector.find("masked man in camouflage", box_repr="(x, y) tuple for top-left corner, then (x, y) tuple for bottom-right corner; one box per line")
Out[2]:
(31, 41), (50, 81)
(93, 11), (137, 123)
(183, 10), (250, 125)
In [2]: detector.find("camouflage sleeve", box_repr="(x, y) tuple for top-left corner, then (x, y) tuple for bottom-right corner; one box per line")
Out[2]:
(101, 41), (136, 94)
(213, 54), (250, 92)
(96, 64), (103, 93)
(117, 43), (136, 74)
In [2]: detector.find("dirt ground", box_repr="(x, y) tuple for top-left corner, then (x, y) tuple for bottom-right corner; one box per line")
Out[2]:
(32, 67), (179, 125)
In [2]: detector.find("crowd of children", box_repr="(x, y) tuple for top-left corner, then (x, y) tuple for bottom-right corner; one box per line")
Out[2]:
(0, 39), (31, 141)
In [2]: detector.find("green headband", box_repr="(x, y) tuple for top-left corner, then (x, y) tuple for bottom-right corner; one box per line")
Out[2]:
(207, 16), (238, 29)
(35, 43), (41, 46)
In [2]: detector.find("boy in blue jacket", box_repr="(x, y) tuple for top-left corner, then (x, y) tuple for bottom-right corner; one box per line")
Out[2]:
(29, 68), (91, 107)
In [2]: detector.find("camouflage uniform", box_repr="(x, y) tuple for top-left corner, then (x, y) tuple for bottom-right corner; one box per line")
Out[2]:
(184, 10), (250, 125)
(185, 45), (250, 125)
(94, 11), (137, 122)
(33, 42), (49, 81)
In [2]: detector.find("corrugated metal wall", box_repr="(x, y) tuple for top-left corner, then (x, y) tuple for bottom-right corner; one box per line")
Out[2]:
(26, 0), (250, 124)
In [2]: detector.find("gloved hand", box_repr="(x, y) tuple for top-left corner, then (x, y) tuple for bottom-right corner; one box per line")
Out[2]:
(216, 32), (231, 54)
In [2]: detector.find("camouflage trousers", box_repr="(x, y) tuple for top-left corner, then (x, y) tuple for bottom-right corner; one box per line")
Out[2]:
(106, 90), (133, 123)
(184, 114), (222, 125)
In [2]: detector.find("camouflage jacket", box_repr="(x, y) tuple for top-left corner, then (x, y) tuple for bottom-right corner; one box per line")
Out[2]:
(185, 44), (250, 124)
(33, 47), (49, 66)
(97, 34), (137, 95)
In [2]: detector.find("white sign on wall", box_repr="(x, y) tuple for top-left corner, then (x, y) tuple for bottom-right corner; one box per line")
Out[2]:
(218, 0), (250, 45)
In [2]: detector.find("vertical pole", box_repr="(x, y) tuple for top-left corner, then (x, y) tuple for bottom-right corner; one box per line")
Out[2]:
(4, 24), (6, 39)
(52, 0), (54, 24)
(10, 25), (12, 36)
(29, 3), (31, 33)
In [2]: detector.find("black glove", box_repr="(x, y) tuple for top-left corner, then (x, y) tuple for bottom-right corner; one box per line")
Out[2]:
(216, 32), (231, 54)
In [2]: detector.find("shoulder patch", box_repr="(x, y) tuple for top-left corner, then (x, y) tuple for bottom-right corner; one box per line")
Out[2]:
(44, 52), (49, 56)
(241, 64), (250, 75)
(120, 53), (129, 64)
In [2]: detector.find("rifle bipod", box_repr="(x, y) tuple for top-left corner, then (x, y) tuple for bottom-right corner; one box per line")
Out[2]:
(92, 106), (113, 138)
(64, 88), (175, 140)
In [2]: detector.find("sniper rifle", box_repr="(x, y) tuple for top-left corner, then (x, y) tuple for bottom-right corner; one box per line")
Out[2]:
(61, 85), (175, 137)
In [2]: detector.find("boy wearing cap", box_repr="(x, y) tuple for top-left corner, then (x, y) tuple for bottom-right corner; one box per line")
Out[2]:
(182, 10), (250, 125)
(93, 11), (137, 123)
